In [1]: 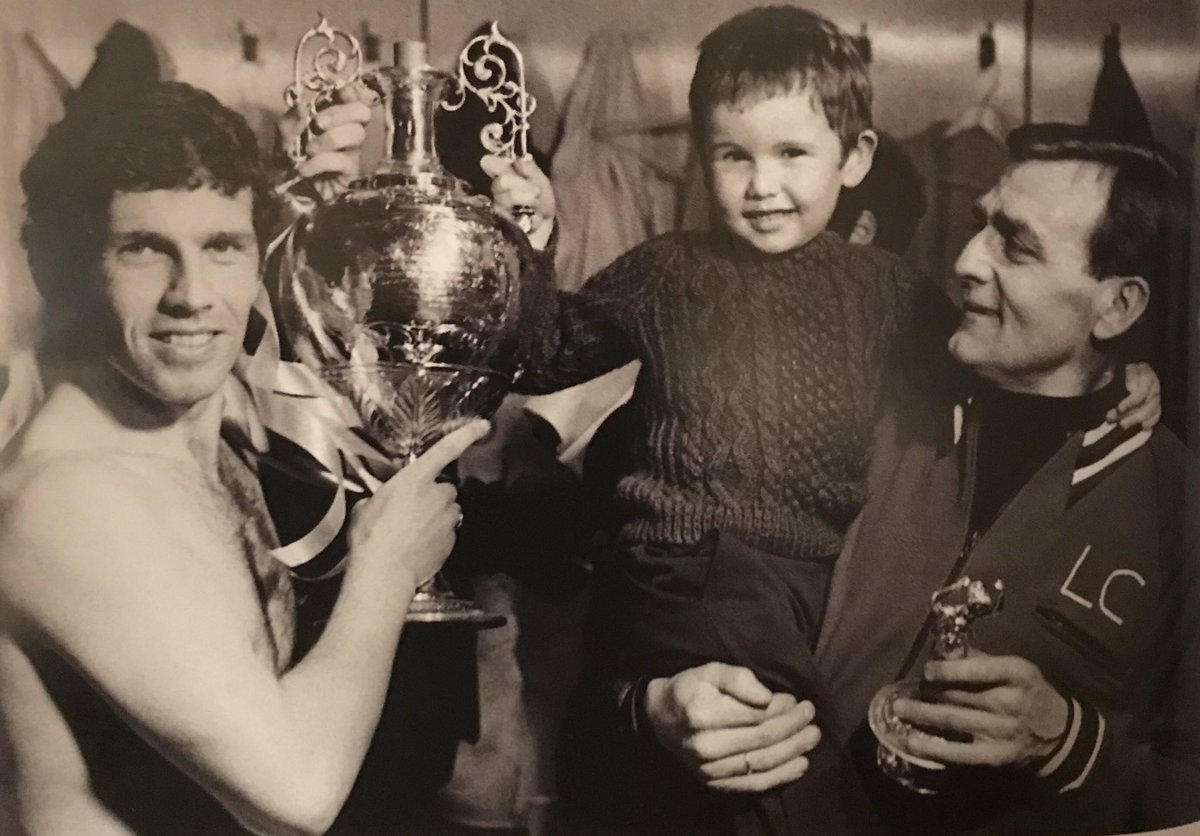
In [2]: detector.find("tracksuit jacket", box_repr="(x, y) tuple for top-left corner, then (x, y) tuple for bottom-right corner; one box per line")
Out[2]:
(816, 393), (1200, 834)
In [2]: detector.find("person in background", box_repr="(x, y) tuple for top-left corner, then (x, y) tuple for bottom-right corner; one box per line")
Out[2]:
(827, 131), (928, 255)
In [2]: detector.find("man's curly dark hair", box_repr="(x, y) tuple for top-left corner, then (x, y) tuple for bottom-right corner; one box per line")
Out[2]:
(21, 81), (279, 353)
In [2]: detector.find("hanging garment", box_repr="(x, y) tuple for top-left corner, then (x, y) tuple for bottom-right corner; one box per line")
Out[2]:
(1088, 27), (1189, 437)
(900, 121), (1009, 303)
(0, 31), (66, 361)
(525, 30), (684, 467)
(550, 29), (687, 292)
(66, 21), (163, 121)
(0, 31), (68, 450)
(1088, 26), (1154, 145)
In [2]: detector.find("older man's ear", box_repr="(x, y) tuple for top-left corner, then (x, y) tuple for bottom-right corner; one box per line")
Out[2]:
(1092, 275), (1150, 341)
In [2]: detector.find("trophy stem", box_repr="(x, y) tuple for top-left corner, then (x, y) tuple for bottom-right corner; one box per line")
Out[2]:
(405, 458), (506, 629)
(407, 573), (506, 627)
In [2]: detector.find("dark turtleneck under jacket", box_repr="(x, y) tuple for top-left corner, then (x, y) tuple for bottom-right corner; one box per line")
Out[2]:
(972, 372), (1127, 536)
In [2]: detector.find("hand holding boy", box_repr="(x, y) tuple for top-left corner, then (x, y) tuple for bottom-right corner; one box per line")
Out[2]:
(643, 662), (821, 793)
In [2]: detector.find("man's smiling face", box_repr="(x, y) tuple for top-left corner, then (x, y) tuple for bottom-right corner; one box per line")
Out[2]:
(949, 159), (1117, 395)
(99, 186), (261, 409)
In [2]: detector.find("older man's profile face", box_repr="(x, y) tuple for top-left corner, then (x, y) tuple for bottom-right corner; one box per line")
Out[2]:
(98, 186), (261, 409)
(948, 159), (1116, 395)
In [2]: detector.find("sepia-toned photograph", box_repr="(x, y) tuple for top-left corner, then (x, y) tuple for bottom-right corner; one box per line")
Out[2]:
(0, 1), (1196, 834)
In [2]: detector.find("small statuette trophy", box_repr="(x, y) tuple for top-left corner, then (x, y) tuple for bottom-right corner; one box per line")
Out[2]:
(868, 576), (1005, 793)
(277, 18), (539, 626)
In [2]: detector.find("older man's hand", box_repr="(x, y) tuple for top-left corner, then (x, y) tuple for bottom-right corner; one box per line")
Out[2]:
(643, 662), (821, 793)
(890, 651), (1069, 768)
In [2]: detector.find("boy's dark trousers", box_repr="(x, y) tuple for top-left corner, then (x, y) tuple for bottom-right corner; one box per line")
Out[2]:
(559, 531), (881, 835)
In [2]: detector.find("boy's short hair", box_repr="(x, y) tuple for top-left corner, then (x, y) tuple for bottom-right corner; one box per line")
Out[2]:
(21, 81), (277, 311)
(688, 5), (872, 155)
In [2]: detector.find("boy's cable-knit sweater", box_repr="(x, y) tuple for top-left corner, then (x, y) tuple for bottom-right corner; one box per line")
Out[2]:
(516, 228), (942, 561)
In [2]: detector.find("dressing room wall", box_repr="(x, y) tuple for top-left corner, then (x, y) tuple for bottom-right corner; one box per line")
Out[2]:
(7, 0), (1197, 157)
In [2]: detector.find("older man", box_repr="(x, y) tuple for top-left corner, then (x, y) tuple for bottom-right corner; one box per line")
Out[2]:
(0, 81), (487, 835)
(815, 123), (1198, 834)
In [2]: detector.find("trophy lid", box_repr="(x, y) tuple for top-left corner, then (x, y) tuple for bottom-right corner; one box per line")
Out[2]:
(394, 40), (428, 70)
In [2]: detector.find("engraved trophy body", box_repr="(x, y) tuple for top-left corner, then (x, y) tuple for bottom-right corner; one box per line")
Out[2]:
(868, 576), (1005, 793)
(278, 21), (538, 625)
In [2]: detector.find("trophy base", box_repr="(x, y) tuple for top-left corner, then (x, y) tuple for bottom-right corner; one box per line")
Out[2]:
(406, 588), (507, 628)
(868, 679), (950, 795)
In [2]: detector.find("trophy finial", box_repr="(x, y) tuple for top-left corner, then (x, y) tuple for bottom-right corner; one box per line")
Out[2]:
(929, 576), (1005, 661)
(444, 22), (537, 161)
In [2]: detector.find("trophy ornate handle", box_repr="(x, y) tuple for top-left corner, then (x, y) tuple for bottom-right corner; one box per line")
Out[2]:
(283, 16), (368, 167)
(444, 22), (539, 231)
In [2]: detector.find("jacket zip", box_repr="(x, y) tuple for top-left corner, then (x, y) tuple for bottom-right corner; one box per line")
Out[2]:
(894, 528), (981, 681)
(893, 406), (981, 681)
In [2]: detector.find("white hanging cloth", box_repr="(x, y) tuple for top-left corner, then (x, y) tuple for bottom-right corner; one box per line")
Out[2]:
(549, 29), (686, 292)
(944, 61), (1009, 144)
(0, 30), (67, 450)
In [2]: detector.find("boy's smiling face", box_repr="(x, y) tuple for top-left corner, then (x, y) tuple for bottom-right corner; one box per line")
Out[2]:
(705, 88), (874, 255)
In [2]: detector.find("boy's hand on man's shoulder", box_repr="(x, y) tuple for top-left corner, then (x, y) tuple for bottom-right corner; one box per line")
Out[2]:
(481, 153), (556, 251)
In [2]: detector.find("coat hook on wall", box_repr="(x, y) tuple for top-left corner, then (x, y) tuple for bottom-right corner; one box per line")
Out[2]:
(1104, 22), (1121, 58)
(237, 21), (259, 63)
(979, 22), (996, 69)
(361, 20), (381, 63)
(855, 22), (872, 64)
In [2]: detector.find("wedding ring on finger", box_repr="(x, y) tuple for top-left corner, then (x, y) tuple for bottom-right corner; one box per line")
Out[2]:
(742, 752), (752, 776)
(513, 204), (537, 234)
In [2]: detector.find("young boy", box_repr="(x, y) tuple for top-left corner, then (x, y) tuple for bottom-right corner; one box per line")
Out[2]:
(485, 6), (1156, 832)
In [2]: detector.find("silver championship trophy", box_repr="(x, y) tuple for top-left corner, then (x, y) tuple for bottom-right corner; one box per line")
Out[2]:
(278, 19), (539, 626)
(868, 576), (1005, 793)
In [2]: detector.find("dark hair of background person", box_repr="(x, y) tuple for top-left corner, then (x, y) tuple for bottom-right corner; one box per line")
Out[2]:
(827, 131), (928, 255)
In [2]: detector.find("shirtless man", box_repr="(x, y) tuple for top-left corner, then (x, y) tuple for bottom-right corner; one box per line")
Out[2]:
(0, 81), (488, 835)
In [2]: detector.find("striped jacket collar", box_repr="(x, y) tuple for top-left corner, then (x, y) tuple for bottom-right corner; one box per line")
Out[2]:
(950, 398), (1152, 504)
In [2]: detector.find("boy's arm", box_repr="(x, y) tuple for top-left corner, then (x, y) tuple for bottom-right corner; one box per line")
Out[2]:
(873, 262), (963, 415)
(484, 154), (648, 394)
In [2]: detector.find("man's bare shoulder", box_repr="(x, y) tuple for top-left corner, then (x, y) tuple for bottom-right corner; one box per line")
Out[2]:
(0, 449), (179, 593)
(2, 447), (155, 518)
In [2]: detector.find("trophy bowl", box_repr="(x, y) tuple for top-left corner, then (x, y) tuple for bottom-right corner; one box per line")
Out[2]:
(284, 180), (529, 464)
(277, 21), (538, 627)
